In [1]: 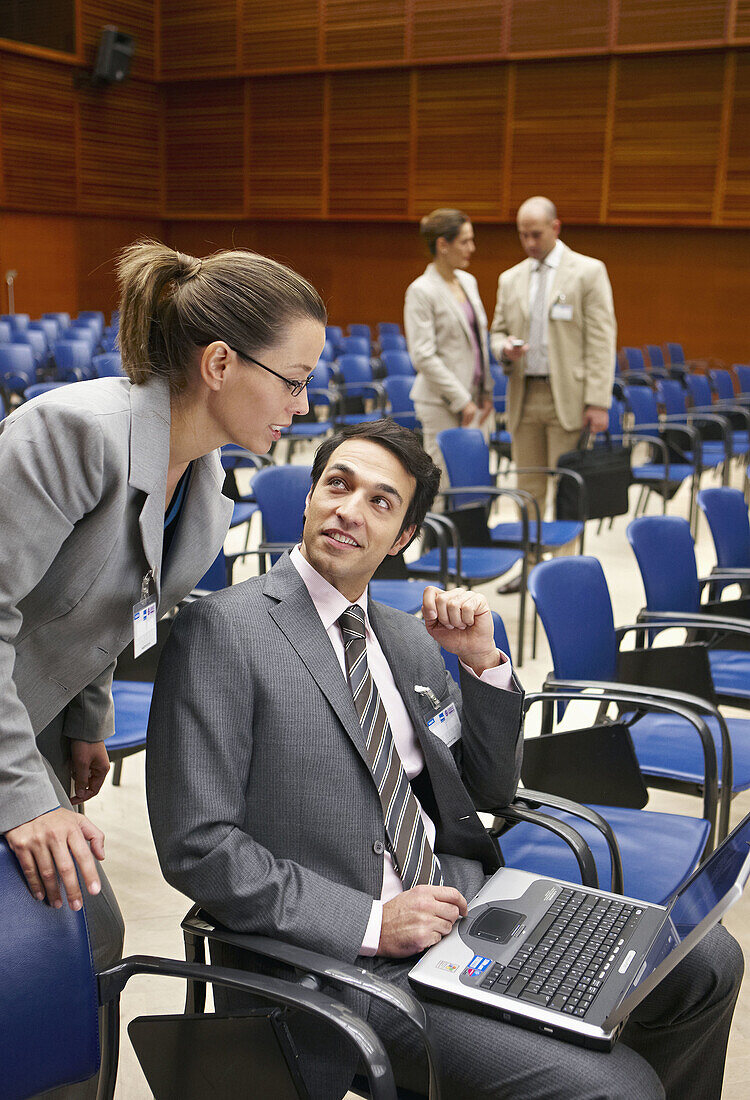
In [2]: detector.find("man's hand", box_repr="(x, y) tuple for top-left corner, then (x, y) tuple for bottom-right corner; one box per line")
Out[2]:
(70, 739), (110, 806)
(379, 885), (468, 957)
(479, 394), (494, 424)
(422, 587), (500, 676)
(503, 338), (528, 362)
(583, 405), (609, 434)
(460, 400), (479, 427)
(5, 808), (105, 911)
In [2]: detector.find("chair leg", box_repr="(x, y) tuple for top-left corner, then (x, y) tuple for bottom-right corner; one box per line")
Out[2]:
(183, 929), (207, 1014)
(96, 998), (120, 1100)
(112, 758), (123, 787)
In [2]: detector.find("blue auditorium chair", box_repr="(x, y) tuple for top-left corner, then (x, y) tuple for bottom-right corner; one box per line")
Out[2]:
(92, 351), (124, 377)
(379, 332), (408, 352)
(0, 342), (36, 396)
(53, 338), (94, 381)
(381, 349), (415, 378)
(382, 375), (419, 432)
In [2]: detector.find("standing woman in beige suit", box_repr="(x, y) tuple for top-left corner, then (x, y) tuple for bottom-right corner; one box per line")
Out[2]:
(0, 240), (325, 1003)
(404, 209), (494, 490)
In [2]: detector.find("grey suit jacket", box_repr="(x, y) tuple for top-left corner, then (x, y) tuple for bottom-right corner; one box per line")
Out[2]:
(0, 376), (232, 832)
(405, 264), (493, 414)
(489, 242), (616, 432)
(146, 553), (523, 1095)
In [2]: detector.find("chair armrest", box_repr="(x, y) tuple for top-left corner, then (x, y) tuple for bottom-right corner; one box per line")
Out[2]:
(636, 609), (750, 635)
(420, 514), (451, 588)
(438, 485), (541, 556)
(705, 568), (750, 579)
(488, 796), (600, 889)
(98, 955), (398, 1100)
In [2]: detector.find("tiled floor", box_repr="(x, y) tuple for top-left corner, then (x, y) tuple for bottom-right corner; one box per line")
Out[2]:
(90, 458), (750, 1098)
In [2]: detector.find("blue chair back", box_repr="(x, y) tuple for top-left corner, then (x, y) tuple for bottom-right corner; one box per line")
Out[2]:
(1, 313), (29, 332)
(381, 349), (414, 378)
(440, 611), (511, 682)
(734, 365), (750, 396)
(339, 335), (369, 357)
(336, 354), (373, 394)
(12, 329), (46, 365)
(0, 841), (100, 1099)
(29, 318), (59, 345)
(622, 347), (646, 373)
(606, 397), (625, 435)
(697, 487), (750, 570)
(101, 330), (120, 353)
(319, 340), (336, 362)
(709, 369), (736, 401)
(0, 343), (36, 390)
(491, 367), (507, 413)
(54, 339), (94, 381)
(665, 343), (686, 364)
(348, 324), (371, 344)
(382, 376), (418, 430)
(325, 325), (344, 353)
(685, 373), (713, 408)
(627, 515), (700, 613)
(657, 378), (687, 416)
(196, 549), (229, 591)
(528, 557), (619, 683)
(77, 310), (105, 338)
(92, 352), (124, 377)
(43, 311), (71, 330)
(379, 332), (407, 352)
(645, 344), (665, 368)
(377, 322), (402, 338)
(252, 464), (312, 545)
(623, 385), (660, 437)
(0, 320), (11, 342)
(24, 382), (69, 401)
(64, 323), (99, 352)
(437, 427), (493, 510)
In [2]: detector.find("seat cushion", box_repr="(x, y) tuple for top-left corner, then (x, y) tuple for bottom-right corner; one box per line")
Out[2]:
(709, 650), (750, 701)
(369, 580), (442, 614)
(625, 712), (750, 792)
(109, 681), (153, 752)
(230, 501), (259, 527)
(408, 547), (522, 582)
(499, 805), (709, 904)
(490, 520), (582, 549)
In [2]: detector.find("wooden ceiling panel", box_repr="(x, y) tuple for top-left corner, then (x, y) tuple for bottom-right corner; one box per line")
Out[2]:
(324, 0), (406, 65)
(508, 0), (609, 54)
(508, 59), (609, 221)
(241, 0), (319, 72)
(329, 69), (410, 215)
(160, 0), (237, 78)
(616, 1), (727, 47)
(248, 75), (324, 215)
(78, 79), (160, 214)
(0, 53), (75, 210)
(80, 1), (155, 81)
(163, 82), (245, 214)
(411, 1), (504, 61)
(734, 3), (750, 39)
(413, 65), (506, 216)
(723, 52), (750, 221)
(607, 53), (725, 221)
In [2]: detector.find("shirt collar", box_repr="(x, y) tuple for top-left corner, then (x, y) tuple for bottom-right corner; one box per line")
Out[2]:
(290, 544), (370, 634)
(536, 238), (564, 272)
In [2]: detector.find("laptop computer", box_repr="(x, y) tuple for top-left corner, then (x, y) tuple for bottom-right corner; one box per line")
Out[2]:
(409, 812), (750, 1050)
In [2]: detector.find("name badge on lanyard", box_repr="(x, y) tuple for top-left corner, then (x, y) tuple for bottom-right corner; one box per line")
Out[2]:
(550, 293), (573, 321)
(416, 686), (462, 748)
(132, 570), (157, 658)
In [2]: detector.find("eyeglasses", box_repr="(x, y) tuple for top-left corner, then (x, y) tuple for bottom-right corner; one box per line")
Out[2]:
(227, 345), (314, 398)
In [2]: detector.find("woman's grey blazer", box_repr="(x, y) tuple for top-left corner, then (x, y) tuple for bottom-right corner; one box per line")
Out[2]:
(404, 263), (493, 413)
(0, 375), (232, 832)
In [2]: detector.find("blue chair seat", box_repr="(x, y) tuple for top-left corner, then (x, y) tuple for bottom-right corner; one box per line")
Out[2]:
(337, 412), (382, 426)
(625, 712), (750, 792)
(709, 650), (750, 701)
(369, 580), (443, 614)
(489, 520), (583, 549)
(109, 682), (153, 752)
(231, 501), (259, 526)
(501, 805), (709, 904)
(281, 422), (330, 438)
(409, 547), (523, 581)
(491, 429), (512, 447)
(632, 462), (696, 482)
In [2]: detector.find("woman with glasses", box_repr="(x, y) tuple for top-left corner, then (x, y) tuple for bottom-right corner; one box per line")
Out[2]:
(0, 239), (325, 990)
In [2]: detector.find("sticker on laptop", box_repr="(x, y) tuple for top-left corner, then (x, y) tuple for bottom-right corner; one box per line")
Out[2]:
(436, 960), (459, 973)
(465, 955), (493, 976)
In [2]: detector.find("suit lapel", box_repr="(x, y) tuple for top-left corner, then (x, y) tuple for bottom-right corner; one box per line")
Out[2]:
(425, 264), (473, 345)
(546, 241), (570, 308)
(128, 377), (172, 605)
(518, 259), (532, 324)
(263, 558), (372, 769)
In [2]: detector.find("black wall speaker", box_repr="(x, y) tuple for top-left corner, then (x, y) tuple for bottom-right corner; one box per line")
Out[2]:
(92, 25), (135, 86)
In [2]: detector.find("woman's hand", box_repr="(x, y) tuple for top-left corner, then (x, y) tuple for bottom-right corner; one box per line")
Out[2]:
(479, 395), (494, 424)
(460, 401), (479, 427)
(70, 739), (110, 805)
(5, 808), (105, 911)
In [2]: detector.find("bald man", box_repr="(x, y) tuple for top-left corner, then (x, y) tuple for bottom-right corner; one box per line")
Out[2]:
(490, 197), (616, 516)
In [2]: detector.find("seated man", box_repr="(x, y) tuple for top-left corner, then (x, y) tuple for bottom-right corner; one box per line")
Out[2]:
(147, 419), (742, 1100)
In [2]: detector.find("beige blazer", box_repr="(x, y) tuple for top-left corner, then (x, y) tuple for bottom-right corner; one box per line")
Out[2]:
(404, 264), (493, 414)
(489, 242), (616, 432)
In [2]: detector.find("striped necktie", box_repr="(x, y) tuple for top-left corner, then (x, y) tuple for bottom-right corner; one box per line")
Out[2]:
(526, 260), (550, 376)
(339, 605), (443, 890)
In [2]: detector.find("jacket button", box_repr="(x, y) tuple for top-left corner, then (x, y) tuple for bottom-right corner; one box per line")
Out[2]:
(373, 841), (385, 855)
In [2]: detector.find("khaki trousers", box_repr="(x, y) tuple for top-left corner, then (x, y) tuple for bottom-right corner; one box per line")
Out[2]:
(513, 379), (580, 518)
(415, 401), (491, 511)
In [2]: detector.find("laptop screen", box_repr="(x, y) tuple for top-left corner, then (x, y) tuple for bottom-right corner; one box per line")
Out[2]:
(668, 814), (750, 940)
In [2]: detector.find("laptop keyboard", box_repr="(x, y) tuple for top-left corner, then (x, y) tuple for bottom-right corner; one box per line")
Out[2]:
(477, 888), (644, 1017)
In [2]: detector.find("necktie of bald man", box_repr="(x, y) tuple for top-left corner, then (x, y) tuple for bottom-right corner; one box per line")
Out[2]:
(339, 604), (443, 890)
(526, 260), (550, 376)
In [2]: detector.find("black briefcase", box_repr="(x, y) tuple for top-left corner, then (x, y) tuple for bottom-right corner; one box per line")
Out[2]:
(555, 431), (631, 521)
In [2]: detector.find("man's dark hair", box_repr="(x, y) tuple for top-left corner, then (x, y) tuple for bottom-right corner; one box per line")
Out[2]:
(310, 419), (441, 537)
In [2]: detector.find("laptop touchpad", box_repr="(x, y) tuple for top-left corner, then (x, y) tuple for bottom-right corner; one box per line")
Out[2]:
(470, 907), (526, 944)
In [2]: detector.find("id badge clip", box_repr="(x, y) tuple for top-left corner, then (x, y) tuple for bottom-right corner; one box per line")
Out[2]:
(132, 570), (157, 658)
(415, 685), (462, 748)
(550, 293), (573, 322)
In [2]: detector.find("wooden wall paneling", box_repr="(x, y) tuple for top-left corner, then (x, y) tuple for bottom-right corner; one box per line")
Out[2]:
(615, 0), (728, 48)
(0, 53), (76, 211)
(0, 55), (4, 206)
(80, 1), (156, 81)
(500, 63), (514, 219)
(599, 58), (618, 222)
(507, 57), (609, 221)
(507, 0), (610, 55)
(410, 1), (504, 62)
(324, 0), (406, 66)
(78, 79), (160, 215)
(713, 50), (736, 220)
(722, 49), (750, 220)
(607, 52), (725, 222)
(163, 81), (245, 215)
(734, 1), (750, 37)
(412, 64), (506, 217)
(240, 0), (320, 73)
(328, 69), (410, 216)
(247, 74), (325, 216)
(160, 0), (237, 79)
